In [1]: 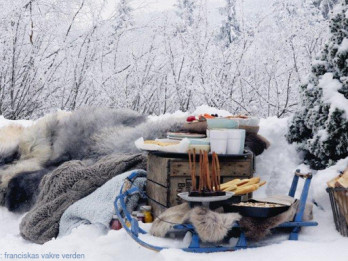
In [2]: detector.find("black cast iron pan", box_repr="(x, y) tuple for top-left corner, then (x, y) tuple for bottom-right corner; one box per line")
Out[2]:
(223, 200), (290, 218)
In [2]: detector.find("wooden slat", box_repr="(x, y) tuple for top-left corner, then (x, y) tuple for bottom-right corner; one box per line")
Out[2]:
(170, 160), (252, 177)
(147, 154), (170, 187)
(146, 180), (168, 206)
(168, 177), (193, 207)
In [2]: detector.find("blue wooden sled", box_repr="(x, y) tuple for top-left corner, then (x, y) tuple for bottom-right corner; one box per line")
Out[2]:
(114, 169), (318, 253)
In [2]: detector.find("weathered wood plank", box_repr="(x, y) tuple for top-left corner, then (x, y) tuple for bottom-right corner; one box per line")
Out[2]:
(146, 180), (168, 206)
(147, 153), (170, 187)
(169, 160), (252, 177)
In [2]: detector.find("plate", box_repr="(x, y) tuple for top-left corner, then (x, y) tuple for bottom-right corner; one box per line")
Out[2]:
(167, 132), (206, 140)
(178, 192), (234, 202)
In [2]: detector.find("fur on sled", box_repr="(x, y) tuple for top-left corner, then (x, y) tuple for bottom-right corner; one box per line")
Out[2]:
(150, 200), (313, 243)
(150, 203), (241, 243)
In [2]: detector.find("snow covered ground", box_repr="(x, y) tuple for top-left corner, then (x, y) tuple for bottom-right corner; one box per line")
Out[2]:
(0, 109), (348, 261)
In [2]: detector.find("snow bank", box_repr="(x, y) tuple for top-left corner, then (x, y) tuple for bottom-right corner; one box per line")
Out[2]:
(0, 109), (348, 260)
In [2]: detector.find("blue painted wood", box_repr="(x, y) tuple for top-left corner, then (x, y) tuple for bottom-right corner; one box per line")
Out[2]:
(278, 221), (318, 227)
(173, 224), (194, 230)
(288, 171), (300, 197)
(189, 233), (201, 248)
(294, 176), (312, 222)
(235, 232), (248, 249)
(289, 227), (300, 240)
(131, 218), (139, 237)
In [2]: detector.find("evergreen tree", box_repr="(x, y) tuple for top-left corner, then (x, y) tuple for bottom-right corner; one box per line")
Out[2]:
(287, 0), (348, 169)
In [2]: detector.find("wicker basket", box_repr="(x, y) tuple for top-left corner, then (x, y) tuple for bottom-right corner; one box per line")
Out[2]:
(326, 187), (348, 237)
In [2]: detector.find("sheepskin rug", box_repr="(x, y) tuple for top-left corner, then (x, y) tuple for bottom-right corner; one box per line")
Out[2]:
(150, 203), (241, 243)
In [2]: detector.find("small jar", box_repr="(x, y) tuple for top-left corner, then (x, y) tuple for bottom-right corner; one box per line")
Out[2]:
(137, 212), (145, 223)
(110, 215), (122, 230)
(141, 205), (153, 223)
(131, 211), (139, 218)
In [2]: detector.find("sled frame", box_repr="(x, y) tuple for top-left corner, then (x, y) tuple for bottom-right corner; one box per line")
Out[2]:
(114, 169), (318, 252)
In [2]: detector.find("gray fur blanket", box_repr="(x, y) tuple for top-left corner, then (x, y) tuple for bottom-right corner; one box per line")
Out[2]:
(0, 107), (184, 211)
(20, 153), (146, 244)
(58, 169), (146, 238)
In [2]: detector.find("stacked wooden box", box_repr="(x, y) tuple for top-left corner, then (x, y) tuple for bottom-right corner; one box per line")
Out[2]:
(146, 151), (255, 217)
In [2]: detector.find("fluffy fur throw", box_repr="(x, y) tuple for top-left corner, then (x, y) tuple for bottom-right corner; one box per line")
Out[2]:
(150, 203), (241, 243)
(5, 168), (55, 213)
(0, 107), (184, 210)
(20, 153), (146, 244)
(150, 203), (192, 237)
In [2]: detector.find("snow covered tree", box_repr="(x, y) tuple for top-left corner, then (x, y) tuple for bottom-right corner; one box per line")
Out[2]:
(113, 0), (134, 32)
(218, 0), (240, 46)
(174, 0), (195, 33)
(287, 0), (348, 169)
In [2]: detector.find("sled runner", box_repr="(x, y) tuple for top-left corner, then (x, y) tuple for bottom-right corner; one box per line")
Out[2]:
(114, 170), (318, 253)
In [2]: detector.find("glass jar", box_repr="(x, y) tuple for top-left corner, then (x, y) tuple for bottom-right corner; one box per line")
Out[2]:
(110, 215), (122, 230)
(137, 212), (145, 223)
(141, 205), (153, 223)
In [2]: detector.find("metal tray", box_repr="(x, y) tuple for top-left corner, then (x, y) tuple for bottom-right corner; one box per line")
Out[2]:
(178, 192), (234, 202)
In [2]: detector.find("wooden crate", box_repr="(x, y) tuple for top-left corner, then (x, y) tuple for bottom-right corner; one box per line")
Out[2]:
(146, 151), (255, 217)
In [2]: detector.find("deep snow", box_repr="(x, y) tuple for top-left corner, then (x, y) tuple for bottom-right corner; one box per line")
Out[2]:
(0, 107), (348, 261)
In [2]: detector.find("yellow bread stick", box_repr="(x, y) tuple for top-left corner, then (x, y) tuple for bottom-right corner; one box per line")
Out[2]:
(235, 179), (250, 187)
(221, 179), (250, 190)
(234, 184), (259, 195)
(238, 177), (260, 187)
(220, 179), (241, 189)
(222, 184), (237, 192)
(258, 180), (267, 187)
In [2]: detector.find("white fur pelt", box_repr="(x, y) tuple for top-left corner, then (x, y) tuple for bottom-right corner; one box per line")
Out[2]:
(150, 203), (191, 237)
(92, 119), (184, 155)
(0, 124), (24, 165)
(189, 207), (241, 243)
(149, 203), (241, 243)
(0, 111), (69, 204)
